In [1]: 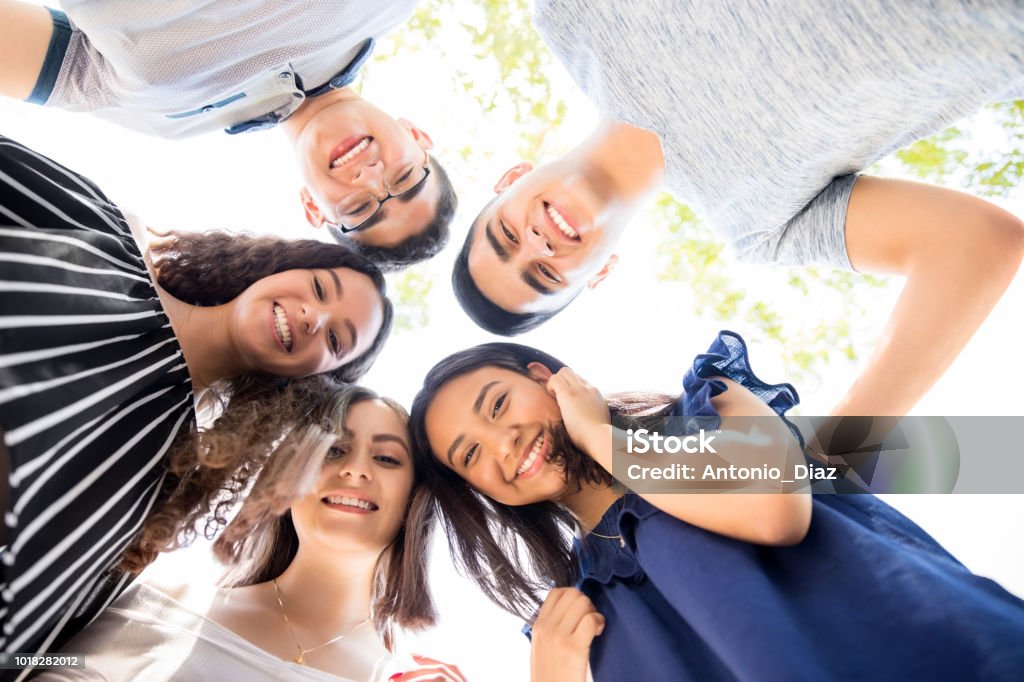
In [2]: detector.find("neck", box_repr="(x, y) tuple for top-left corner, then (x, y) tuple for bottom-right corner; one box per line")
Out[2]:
(160, 294), (245, 391)
(274, 544), (379, 629)
(280, 87), (358, 142)
(558, 481), (623, 532)
(575, 118), (665, 203)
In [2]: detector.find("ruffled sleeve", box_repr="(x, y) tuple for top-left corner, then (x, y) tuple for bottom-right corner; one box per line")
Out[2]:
(672, 330), (804, 447)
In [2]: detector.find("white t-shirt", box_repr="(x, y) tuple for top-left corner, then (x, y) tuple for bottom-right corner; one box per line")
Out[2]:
(34, 584), (391, 681)
(47, 0), (418, 138)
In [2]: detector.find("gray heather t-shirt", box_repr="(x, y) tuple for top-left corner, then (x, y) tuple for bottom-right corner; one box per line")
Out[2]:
(48, 0), (417, 138)
(533, 0), (1024, 268)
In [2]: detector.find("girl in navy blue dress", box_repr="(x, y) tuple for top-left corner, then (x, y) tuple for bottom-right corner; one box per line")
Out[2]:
(408, 332), (1024, 682)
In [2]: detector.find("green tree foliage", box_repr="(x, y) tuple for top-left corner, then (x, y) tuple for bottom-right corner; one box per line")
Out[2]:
(367, 0), (572, 334)
(391, 269), (433, 332)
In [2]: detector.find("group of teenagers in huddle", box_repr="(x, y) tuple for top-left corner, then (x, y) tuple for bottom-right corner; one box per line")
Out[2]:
(3, 0), (1024, 680)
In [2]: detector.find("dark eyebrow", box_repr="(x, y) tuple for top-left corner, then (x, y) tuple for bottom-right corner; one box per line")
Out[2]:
(396, 173), (431, 204)
(345, 319), (357, 358)
(372, 433), (410, 455)
(356, 209), (387, 231)
(325, 268), (342, 297)
(446, 435), (464, 468)
(521, 271), (554, 296)
(474, 381), (499, 414)
(447, 380), (500, 468)
(484, 221), (511, 263)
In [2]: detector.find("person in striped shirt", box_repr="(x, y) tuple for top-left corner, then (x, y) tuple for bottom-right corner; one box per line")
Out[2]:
(0, 134), (394, 672)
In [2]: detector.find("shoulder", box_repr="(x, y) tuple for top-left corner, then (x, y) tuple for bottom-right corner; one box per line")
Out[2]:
(710, 377), (786, 418)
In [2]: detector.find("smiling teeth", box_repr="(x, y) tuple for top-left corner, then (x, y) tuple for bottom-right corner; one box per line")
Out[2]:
(331, 137), (370, 168)
(517, 435), (545, 476)
(546, 204), (578, 239)
(325, 495), (376, 510)
(273, 304), (292, 351)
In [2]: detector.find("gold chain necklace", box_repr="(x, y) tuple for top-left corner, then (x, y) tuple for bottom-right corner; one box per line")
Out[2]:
(272, 578), (371, 665)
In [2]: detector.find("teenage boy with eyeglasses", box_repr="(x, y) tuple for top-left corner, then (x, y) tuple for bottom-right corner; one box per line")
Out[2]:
(0, 0), (458, 272)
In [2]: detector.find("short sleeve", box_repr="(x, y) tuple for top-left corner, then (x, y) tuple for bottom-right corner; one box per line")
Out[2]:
(737, 174), (858, 270)
(675, 330), (804, 447)
(45, 26), (118, 112)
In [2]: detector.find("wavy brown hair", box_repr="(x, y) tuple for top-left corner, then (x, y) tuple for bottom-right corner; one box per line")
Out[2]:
(119, 230), (394, 573)
(124, 377), (436, 648)
(150, 230), (394, 384)
(216, 377), (436, 650)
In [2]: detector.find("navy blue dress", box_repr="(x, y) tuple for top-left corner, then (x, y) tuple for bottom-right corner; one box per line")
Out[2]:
(579, 331), (1024, 682)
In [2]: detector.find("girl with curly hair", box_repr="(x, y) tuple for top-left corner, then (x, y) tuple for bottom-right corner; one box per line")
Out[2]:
(0, 135), (394, 666)
(408, 333), (1024, 682)
(36, 378), (467, 682)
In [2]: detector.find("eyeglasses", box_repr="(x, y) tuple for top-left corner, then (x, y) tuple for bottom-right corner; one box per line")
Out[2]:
(333, 163), (432, 233)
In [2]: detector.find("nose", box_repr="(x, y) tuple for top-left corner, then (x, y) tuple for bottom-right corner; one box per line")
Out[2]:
(352, 160), (386, 195)
(300, 303), (330, 335)
(526, 224), (554, 257)
(337, 452), (372, 481)
(489, 426), (520, 469)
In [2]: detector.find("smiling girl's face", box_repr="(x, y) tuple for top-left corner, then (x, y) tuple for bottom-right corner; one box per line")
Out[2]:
(290, 399), (414, 554)
(230, 267), (384, 378)
(423, 363), (571, 506)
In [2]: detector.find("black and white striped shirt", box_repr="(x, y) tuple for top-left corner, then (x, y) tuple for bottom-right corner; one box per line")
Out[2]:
(0, 135), (194, 675)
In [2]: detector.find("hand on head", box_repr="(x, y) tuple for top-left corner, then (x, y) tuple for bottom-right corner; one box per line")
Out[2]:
(544, 366), (611, 462)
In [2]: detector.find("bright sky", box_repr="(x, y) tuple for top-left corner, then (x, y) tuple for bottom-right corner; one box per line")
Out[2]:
(3, 1), (1023, 679)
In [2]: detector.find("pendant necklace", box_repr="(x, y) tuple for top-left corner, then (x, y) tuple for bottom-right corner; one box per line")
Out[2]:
(272, 578), (371, 665)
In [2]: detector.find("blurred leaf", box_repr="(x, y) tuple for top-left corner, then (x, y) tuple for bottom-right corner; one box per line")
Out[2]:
(391, 269), (434, 332)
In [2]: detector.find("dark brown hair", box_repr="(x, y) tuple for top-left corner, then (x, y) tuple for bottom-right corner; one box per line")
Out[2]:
(408, 342), (672, 621)
(331, 155), (458, 272)
(451, 210), (581, 336)
(120, 231), (395, 578)
(151, 230), (394, 383)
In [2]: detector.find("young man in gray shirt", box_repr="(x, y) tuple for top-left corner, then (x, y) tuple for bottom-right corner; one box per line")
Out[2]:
(0, 0), (457, 271)
(454, 0), (1024, 418)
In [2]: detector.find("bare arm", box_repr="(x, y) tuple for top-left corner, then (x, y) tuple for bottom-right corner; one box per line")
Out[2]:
(834, 176), (1024, 417)
(550, 370), (812, 547)
(0, 0), (54, 100)
(637, 378), (812, 545)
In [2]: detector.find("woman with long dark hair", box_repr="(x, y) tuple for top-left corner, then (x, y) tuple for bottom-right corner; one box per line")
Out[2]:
(408, 332), (1024, 681)
(36, 377), (465, 681)
(0, 134), (394, 666)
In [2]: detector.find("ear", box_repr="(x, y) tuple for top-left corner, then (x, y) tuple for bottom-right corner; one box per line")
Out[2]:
(586, 254), (619, 289)
(397, 117), (434, 151)
(526, 361), (555, 387)
(299, 187), (326, 229)
(494, 162), (534, 194)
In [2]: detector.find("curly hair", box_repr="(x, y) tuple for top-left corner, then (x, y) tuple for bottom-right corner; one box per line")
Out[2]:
(119, 230), (394, 575)
(329, 155), (458, 272)
(150, 230), (393, 384)
(124, 377), (436, 649)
